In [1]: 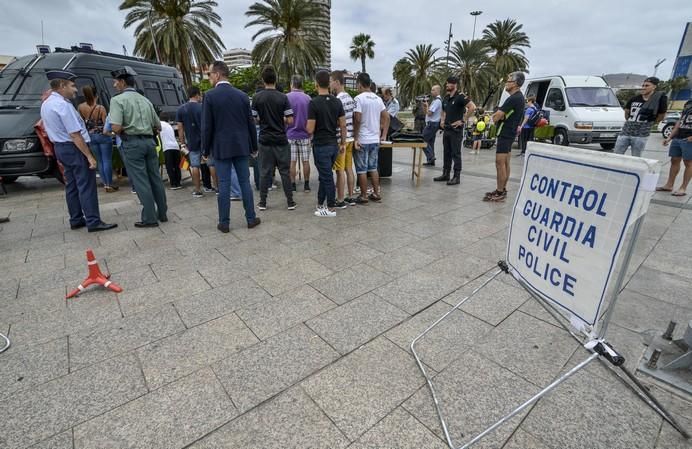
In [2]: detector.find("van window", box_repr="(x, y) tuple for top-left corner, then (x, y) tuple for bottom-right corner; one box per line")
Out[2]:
(103, 77), (119, 98)
(143, 80), (164, 106)
(74, 77), (96, 106)
(565, 87), (620, 108)
(162, 82), (180, 105)
(545, 89), (566, 111)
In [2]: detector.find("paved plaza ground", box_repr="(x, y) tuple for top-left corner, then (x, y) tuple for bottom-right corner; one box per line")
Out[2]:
(0, 134), (690, 449)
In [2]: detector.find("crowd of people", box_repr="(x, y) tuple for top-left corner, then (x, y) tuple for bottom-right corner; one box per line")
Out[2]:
(37, 64), (692, 234)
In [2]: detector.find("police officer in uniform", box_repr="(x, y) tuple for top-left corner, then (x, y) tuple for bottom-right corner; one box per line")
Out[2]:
(40, 70), (117, 232)
(109, 66), (168, 227)
(434, 76), (476, 185)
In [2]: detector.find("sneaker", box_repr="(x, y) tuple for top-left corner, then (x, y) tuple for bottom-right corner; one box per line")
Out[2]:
(258, 202), (267, 210)
(314, 207), (336, 217)
(268, 183), (279, 191)
(131, 189), (137, 194)
(354, 196), (369, 205)
(484, 189), (502, 198)
(192, 191), (203, 198)
(354, 186), (361, 194)
(292, 182), (297, 192)
(287, 201), (297, 210)
(203, 187), (215, 193)
(304, 182), (311, 192)
(345, 197), (357, 206)
(484, 190), (507, 202)
(335, 201), (348, 209)
(170, 185), (183, 190)
(368, 193), (382, 202)
(367, 187), (374, 195)
(230, 196), (241, 201)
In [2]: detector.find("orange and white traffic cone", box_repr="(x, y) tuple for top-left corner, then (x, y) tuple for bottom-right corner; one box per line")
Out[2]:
(66, 249), (123, 299)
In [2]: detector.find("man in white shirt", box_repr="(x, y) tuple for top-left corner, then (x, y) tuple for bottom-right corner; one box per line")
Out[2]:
(352, 73), (389, 204)
(159, 119), (182, 189)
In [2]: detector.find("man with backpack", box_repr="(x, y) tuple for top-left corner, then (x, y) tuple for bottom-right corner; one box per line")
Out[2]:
(518, 96), (538, 155)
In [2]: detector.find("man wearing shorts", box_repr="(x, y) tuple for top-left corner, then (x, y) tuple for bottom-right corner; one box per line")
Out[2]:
(659, 100), (692, 196)
(615, 76), (667, 157)
(486, 72), (525, 202)
(287, 75), (312, 192)
(176, 86), (205, 197)
(330, 70), (356, 207)
(352, 72), (389, 204)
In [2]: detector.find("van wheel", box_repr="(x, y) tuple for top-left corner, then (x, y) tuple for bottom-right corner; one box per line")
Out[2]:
(1, 176), (18, 184)
(600, 143), (615, 151)
(553, 129), (569, 146)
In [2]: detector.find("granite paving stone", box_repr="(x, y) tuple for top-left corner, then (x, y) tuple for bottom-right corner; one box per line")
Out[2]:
(521, 368), (662, 449)
(136, 312), (259, 389)
(309, 265), (392, 305)
(237, 284), (336, 340)
(349, 407), (447, 449)
(385, 301), (493, 372)
(188, 387), (349, 449)
(306, 293), (409, 354)
(502, 429), (552, 449)
(73, 368), (237, 449)
(212, 324), (339, 412)
(0, 336), (68, 399)
(373, 270), (462, 315)
(174, 278), (271, 327)
(251, 258), (333, 296)
(0, 353), (146, 449)
(27, 431), (73, 449)
(403, 350), (538, 449)
(625, 265), (692, 308)
(117, 271), (211, 316)
(655, 413), (692, 449)
(475, 311), (579, 387)
(301, 337), (426, 441)
(310, 242), (384, 271)
(359, 229), (421, 254)
(69, 303), (186, 370)
(365, 246), (439, 277)
(443, 274), (531, 325)
(611, 288), (692, 334)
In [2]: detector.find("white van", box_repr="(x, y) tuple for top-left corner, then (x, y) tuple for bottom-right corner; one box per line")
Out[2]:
(501, 75), (624, 150)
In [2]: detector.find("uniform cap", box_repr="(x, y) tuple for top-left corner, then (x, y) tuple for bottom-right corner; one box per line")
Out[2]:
(111, 66), (137, 79)
(46, 70), (77, 81)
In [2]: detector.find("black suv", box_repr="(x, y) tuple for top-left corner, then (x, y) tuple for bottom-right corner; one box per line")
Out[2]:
(0, 46), (185, 183)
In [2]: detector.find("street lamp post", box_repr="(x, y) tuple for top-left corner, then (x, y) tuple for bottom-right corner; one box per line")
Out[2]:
(148, 8), (162, 63)
(444, 23), (453, 70)
(653, 58), (666, 77)
(470, 11), (483, 40)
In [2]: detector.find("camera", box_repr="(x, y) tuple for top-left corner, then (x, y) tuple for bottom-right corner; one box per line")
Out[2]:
(415, 95), (431, 102)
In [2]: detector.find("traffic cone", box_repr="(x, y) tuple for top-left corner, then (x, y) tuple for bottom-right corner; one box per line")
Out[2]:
(66, 249), (123, 299)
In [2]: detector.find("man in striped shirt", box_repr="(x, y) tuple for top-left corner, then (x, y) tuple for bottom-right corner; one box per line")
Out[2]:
(330, 70), (357, 207)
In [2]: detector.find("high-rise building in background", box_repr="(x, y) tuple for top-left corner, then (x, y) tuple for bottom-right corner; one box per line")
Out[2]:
(671, 22), (692, 107)
(313, 0), (331, 69)
(223, 48), (252, 71)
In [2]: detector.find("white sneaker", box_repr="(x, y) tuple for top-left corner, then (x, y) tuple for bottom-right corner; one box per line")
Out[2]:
(314, 207), (336, 217)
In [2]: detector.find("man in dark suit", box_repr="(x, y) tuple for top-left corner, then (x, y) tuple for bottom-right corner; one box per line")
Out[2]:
(202, 61), (261, 233)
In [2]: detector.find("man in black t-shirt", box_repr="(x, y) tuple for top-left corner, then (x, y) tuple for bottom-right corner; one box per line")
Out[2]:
(306, 70), (347, 217)
(434, 76), (476, 185)
(252, 65), (296, 210)
(615, 76), (667, 157)
(659, 100), (692, 196)
(486, 72), (526, 202)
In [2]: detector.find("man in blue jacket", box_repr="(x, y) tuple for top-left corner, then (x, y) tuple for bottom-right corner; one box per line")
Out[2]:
(202, 61), (261, 233)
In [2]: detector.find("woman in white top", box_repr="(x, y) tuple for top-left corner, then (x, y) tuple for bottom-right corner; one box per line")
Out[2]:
(159, 120), (182, 189)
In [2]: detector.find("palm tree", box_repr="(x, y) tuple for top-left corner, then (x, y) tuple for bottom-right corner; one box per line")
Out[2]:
(392, 57), (414, 106)
(448, 39), (496, 106)
(482, 18), (530, 78)
(350, 33), (375, 73)
(120, 0), (225, 87)
(394, 44), (440, 109)
(245, 0), (326, 83)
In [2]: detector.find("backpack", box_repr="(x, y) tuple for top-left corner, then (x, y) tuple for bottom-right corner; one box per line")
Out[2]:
(527, 106), (547, 127)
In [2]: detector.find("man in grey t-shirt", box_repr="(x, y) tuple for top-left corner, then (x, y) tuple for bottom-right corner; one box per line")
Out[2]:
(614, 76), (667, 157)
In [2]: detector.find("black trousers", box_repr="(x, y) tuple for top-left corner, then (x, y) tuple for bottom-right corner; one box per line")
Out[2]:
(519, 127), (535, 153)
(259, 143), (293, 203)
(201, 163), (212, 189)
(442, 127), (463, 174)
(163, 150), (182, 187)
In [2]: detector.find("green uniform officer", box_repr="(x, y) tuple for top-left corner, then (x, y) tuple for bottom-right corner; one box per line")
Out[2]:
(110, 66), (168, 227)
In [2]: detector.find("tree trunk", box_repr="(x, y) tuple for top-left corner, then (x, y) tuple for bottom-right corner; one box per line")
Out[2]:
(361, 56), (366, 74)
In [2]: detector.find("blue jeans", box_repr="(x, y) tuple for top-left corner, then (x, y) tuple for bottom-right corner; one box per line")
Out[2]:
(422, 121), (439, 162)
(215, 156), (256, 226)
(89, 133), (114, 186)
(354, 143), (379, 174)
(614, 134), (648, 157)
(313, 144), (338, 207)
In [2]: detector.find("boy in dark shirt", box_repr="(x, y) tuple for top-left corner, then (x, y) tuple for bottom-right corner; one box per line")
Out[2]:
(252, 65), (296, 210)
(307, 70), (347, 217)
(486, 71), (526, 202)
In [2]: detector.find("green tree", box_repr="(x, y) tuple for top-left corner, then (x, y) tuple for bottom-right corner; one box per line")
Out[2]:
(393, 44), (440, 109)
(350, 33), (376, 73)
(245, 0), (326, 84)
(448, 39), (496, 106)
(120, 0), (225, 88)
(659, 76), (690, 106)
(228, 65), (262, 94)
(482, 19), (530, 77)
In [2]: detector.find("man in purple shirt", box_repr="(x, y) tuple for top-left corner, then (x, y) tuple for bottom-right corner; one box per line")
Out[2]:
(286, 75), (312, 192)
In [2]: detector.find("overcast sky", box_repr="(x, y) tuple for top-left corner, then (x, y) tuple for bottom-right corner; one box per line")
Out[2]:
(1, 0), (690, 86)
